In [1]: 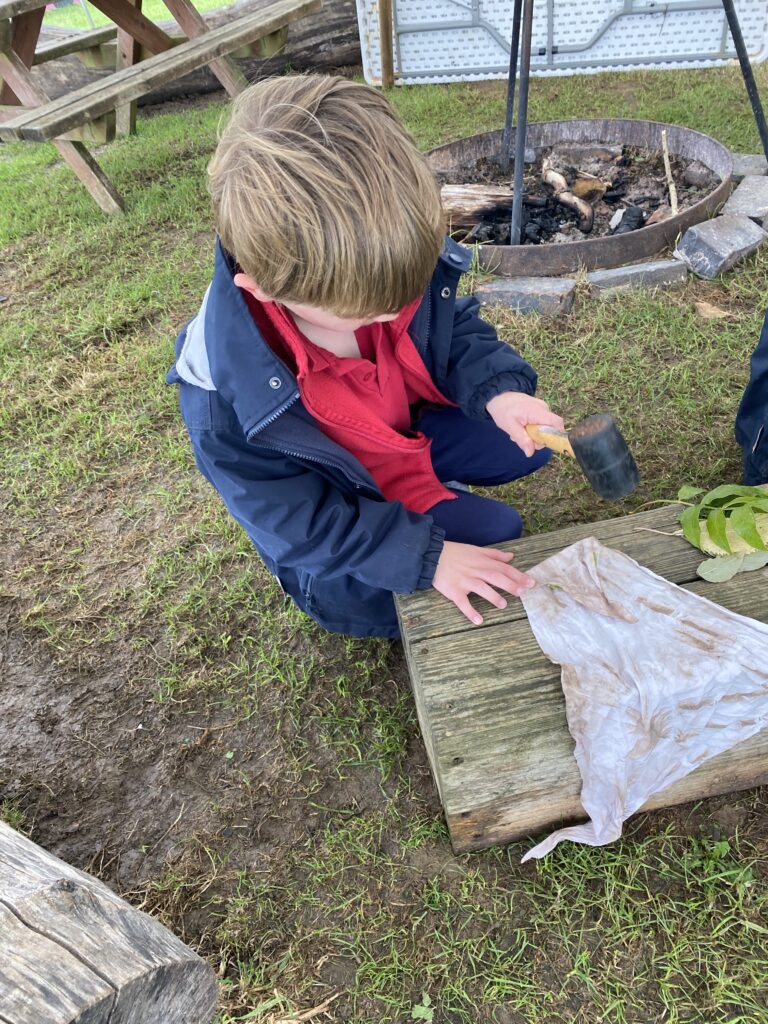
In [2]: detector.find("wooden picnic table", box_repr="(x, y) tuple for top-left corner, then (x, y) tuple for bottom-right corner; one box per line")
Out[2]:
(396, 503), (768, 854)
(0, 0), (320, 212)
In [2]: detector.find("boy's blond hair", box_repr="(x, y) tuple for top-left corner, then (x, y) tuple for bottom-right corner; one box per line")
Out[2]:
(208, 75), (445, 319)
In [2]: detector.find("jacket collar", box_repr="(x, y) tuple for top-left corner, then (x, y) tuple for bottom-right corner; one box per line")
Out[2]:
(175, 236), (469, 438)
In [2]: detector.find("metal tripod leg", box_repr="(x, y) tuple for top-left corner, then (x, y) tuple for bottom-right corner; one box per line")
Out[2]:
(722, 0), (768, 163)
(500, 0), (523, 176)
(510, 0), (534, 246)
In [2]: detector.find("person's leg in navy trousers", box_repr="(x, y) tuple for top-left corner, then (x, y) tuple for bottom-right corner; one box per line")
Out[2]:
(418, 405), (551, 545)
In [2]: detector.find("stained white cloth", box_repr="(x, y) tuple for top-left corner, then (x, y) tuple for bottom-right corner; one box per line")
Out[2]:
(519, 536), (768, 861)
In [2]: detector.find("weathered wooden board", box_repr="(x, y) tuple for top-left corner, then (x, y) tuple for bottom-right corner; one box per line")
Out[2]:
(0, 820), (218, 1023)
(395, 504), (768, 853)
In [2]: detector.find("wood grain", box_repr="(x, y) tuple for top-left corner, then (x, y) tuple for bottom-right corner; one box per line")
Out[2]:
(396, 504), (768, 853)
(0, 821), (218, 1023)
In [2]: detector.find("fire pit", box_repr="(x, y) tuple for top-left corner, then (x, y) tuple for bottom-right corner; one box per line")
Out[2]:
(428, 119), (733, 277)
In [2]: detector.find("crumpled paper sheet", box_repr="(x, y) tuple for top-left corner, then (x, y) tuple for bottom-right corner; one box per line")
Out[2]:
(518, 536), (768, 862)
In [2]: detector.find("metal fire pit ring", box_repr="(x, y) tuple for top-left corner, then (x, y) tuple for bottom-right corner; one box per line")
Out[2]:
(427, 119), (733, 277)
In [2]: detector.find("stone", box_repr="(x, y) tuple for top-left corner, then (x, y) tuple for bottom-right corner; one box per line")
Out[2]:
(721, 175), (768, 222)
(473, 276), (576, 316)
(673, 214), (768, 279)
(587, 259), (688, 295)
(683, 160), (715, 188)
(731, 152), (768, 183)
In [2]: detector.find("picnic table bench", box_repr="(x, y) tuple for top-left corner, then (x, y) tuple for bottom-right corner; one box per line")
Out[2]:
(395, 503), (768, 854)
(0, 0), (320, 211)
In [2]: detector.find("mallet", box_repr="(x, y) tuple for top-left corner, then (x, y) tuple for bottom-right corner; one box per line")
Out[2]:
(526, 413), (640, 501)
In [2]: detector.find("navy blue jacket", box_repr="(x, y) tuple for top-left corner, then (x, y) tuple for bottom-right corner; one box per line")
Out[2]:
(735, 309), (768, 486)
(167, 237), (538, 637)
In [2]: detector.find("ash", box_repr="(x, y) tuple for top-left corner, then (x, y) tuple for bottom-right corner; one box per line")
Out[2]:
(437, 142), (717, 246)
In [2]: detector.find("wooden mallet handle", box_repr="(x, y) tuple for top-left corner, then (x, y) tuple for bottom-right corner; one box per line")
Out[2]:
(525, 424), (575, 457)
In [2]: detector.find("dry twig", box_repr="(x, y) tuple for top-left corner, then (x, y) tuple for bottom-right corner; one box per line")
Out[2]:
(660, 129), (679, 215)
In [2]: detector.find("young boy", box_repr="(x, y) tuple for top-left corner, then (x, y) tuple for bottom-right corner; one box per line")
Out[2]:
(167, 75), (564, 638)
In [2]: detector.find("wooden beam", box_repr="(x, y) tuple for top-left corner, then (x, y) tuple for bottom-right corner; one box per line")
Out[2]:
(33, 26), (117, 64)
(0, 102), (114, 141)
(161, 0), (248, 97)
(1, 0), (320, 142)
(377, 0), (394, 88)
(0, 48), (124, 214)
(86, 0), (176, 55)
(0, 820), (218, 1024)
(396, 504), (768, 853)
(115, 0), (141, 136)
(0, 6), (43, 105)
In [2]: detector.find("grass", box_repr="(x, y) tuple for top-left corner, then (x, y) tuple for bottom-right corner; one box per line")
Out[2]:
(43, 0), (231, 30)
(2, 64), (768, 1023)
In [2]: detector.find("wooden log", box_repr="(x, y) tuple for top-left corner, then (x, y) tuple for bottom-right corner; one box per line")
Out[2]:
(0, 820), (218, 1024)
(441, 183), (513, 229)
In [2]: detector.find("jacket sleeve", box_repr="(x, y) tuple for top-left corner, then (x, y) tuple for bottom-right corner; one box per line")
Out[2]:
(189, 426), (445, 592)
(440, 295), (538, 419)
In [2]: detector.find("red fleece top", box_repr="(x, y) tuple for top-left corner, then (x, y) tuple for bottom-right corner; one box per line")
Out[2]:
(241, 293), (457, 513)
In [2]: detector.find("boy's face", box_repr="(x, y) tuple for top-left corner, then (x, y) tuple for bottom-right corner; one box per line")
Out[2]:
(234, 273), (399, 334)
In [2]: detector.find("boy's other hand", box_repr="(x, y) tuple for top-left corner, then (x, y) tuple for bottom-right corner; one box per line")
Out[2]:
(432, 541), (535, 626)
(486, 392), (565, 458)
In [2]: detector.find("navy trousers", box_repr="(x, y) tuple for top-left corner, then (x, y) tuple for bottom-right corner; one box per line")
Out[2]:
(418, 405), (551, 545)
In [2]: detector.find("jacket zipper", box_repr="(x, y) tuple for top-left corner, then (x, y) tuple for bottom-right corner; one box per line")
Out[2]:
(247, 396), (379, 494)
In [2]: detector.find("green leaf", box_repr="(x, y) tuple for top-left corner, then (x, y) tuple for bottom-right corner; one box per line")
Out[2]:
(705, 508), (731, 553)
(411, 994), (434, 1022)
(679, 505), (703, 550)
(677, 485), (705, 501)
(697, 555), (745, 581)
(741, 551), (768, 572)
(729, 505), (767, 551)
(699, 484), (768, 508)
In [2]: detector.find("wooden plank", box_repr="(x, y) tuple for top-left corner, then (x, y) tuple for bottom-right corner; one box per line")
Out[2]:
(161, 0), (248, 97)
(0, 821), (218, 1024)
(85, 0), (175, 55)
(114, 0), (141, 136)
(398, 504), (701, 642)
(33, 26), (117, 64)
(0, 103), (115, 140)
(0, 0), (49, 20)
(0, 6), (44, 105)
(0, 48), (124, 213)
(396, 504), (768, 854)
(0, 0), (320, 142)
(377, 0), (393, 88)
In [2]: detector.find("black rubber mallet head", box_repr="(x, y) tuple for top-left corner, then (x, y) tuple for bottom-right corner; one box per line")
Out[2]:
(526, 414), (640, 500)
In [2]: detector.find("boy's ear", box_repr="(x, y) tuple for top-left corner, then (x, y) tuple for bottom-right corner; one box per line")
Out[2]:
(233, 273), (272, 303)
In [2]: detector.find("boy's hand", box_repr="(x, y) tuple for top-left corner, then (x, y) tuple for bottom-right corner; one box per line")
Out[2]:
(486, 392), (565, 458)
(432, 541), (535, 625)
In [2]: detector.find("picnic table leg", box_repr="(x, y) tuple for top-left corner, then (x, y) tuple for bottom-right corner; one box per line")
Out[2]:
(115, 0), (141, 136)
(0, 48), (125, 214)
(161, 0), (248, 96)
(0, 7), (44, 106)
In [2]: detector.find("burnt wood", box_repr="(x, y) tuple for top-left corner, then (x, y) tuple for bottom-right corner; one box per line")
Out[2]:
(396, 504), (768, 853)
